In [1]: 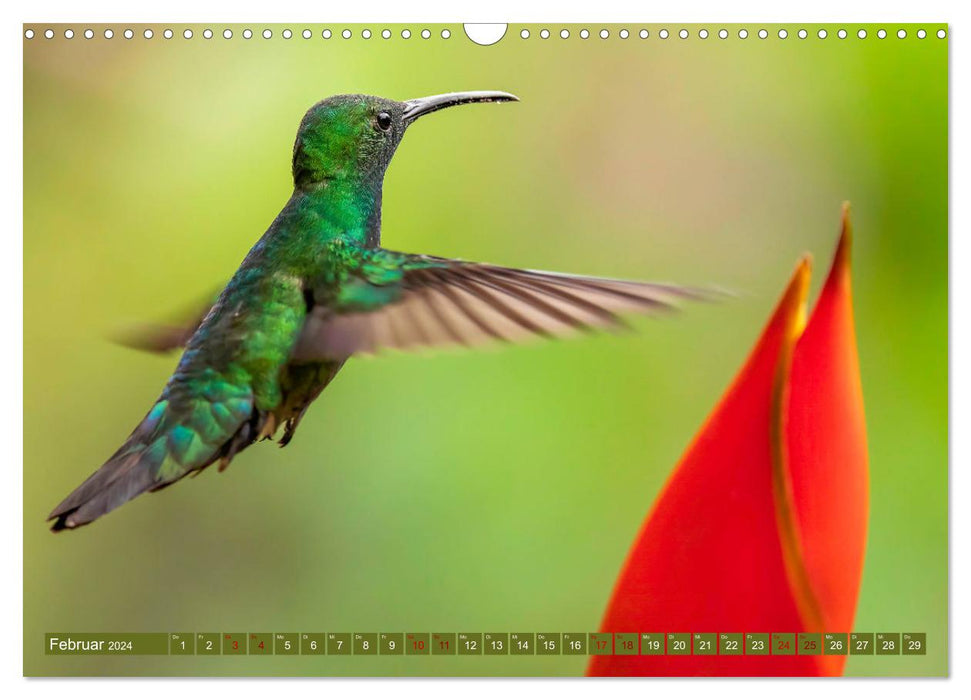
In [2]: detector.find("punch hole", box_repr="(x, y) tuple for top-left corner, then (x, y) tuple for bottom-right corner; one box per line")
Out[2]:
(401, 29), (411, 39)
(937, 29), (946, 38)
(540, 29), (550, 39)
(44, 28), (54, 39)
(464, 23), (507, 46)
(362, 29), (372, 39)
(520, 29), (529, 39)
(143, 29), (152, 39)
(877, 29), (887, 39)
(302, 29), (311, 39)
(342, 29), (351, 39)
(225, 29), (233, 39)
(858, 29), (867, 39)
(421, 29), (430, 39)
(124, 28), (133, 39)
(738, 29), (748, 39)
(243, 29), (253, 39)
(718, 29), (728, 39)
(441, 29), (451, 39)
(619, 29), (629, 39)
(699, 29), (709, 39)
(24, 28), (34, 39)
(798, 29), (808, 39)
(917, 29), (926, 39)
(381, 29), (391, 39)
(679, 29), (689, 39)
(282, 29), (293, 39)
(818, 29), (827, 39)
(659, 29), (669, 39)
(779, 29), (788, 39)
(639, 29), (648, 39)
(203, 29), (213, 39)
(897, 29), (907, 39)
(838, 29), (847, 39)
(581, 29), (590, 39)
(263, 29), (272, 39)
(84, 29), (94, 39)
(560, 29), (569, 39)
(758, 28), (767, 39)
(64, 29), (74, 39)
(183, 29), (193, 39)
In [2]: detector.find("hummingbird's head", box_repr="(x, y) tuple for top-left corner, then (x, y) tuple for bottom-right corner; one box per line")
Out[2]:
(291, 91), (518, 190)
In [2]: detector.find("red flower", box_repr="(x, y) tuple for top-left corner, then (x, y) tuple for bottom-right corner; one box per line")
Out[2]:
(589, 206), (868, 676)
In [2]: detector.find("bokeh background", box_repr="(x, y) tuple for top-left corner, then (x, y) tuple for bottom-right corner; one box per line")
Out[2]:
(23, 23), (947, 676)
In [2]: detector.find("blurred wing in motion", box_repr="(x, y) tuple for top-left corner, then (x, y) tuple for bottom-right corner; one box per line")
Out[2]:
(293, 250), (715, 360)
(112, 289), (221, 353)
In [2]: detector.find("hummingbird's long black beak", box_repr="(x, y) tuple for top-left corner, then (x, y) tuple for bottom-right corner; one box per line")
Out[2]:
(402, 91), (519, 125)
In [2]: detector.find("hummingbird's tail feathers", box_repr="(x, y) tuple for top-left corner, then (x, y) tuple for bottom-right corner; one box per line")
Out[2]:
(48, 392), (255, 531)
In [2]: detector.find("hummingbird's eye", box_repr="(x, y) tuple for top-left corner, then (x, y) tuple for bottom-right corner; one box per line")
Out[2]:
(376, 112), (393, 132)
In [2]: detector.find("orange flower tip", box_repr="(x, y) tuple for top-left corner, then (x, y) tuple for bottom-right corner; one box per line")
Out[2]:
(833, 203), (853, 275)
(772, 256), (812, 340)
(790, 255), (813, 302)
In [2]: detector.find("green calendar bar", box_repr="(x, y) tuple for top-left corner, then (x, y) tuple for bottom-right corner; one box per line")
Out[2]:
(42, 631), (927, 656)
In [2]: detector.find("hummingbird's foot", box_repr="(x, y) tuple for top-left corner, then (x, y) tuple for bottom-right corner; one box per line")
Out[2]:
(257, 413), (279, 441)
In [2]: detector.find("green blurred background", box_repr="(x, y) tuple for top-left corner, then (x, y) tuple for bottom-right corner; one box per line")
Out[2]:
(23, 23), (947, 676)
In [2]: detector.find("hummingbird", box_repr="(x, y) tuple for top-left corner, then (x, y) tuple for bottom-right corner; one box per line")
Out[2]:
(49, 91), (707, 532)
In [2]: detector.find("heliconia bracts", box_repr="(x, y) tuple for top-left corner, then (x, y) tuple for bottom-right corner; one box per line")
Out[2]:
(589, 205), (868, 677)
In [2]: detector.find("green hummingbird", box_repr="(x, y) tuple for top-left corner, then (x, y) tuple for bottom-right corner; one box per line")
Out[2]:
(49, 91), (706, 531)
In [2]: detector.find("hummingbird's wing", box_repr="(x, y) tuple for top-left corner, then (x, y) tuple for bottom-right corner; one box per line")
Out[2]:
(112, 289), (221, 353)
(292, 249), (711, 360)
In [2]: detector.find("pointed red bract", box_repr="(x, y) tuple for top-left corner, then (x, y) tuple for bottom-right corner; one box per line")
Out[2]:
(784, 211), (868, 675)
(589, 209), (868, 676)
